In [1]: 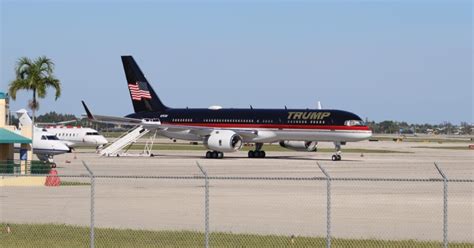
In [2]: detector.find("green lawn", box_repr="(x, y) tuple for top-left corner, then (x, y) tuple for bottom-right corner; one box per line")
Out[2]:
(371, 136), (472, 143)
(1, 223), (471, 248)
(412, 146), (473, 150)
(60, 181), (91, 186)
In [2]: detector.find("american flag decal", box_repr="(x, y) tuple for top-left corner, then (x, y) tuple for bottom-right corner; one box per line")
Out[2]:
(128, 81), (152, 101)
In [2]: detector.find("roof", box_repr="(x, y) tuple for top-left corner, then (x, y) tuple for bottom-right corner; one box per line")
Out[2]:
(0, 128), (32, 144)
(0, 92), (6, 99)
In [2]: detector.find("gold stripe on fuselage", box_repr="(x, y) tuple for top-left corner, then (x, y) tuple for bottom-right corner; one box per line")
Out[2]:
(287, 112), (331, 120)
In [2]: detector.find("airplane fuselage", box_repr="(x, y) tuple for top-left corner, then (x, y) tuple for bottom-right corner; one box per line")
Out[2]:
(126, 108), (372, 143)
(45, 127), (108, 148)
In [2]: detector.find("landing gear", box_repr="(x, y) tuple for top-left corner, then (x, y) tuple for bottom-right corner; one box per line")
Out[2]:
(248, 150), (266, 158)
(248, 143), (266, 158)
(332, 142), (342, 161)
(205, 151), (224, 159)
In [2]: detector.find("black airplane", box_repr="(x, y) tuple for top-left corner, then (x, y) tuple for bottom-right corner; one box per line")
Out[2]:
(82, 56), (372, 160)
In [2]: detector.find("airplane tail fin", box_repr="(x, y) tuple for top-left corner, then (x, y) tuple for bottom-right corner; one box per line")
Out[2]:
(121, 56), (169, 113)
(15, 109), (32, 128)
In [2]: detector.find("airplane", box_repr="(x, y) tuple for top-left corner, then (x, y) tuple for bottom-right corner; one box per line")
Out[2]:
(42, 125), (108, 149)
(81, 56), (372, 161)
(15, 109), (70, 163)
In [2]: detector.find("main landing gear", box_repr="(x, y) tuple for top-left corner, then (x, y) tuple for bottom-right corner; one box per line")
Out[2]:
(248, 143), (266, 158)
(205, 151), (224, 159)
(332, 142), (342, 161)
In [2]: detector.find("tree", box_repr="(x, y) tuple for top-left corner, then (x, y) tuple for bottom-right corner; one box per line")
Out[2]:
(8, 56), (61, 123)
(460, 122), (472, 135)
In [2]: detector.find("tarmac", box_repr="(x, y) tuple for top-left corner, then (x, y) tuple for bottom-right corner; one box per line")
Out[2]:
(1, 140), (473, 242)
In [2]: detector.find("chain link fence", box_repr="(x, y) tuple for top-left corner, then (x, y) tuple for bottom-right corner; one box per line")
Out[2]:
(1, 161), (472, 247)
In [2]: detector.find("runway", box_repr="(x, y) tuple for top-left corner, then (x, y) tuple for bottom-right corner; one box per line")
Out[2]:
(1, 140), (473, 242)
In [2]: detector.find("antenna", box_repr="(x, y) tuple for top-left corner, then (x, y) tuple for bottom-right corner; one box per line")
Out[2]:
(250, 105), (253, 109)
(317, 101), (322, 110)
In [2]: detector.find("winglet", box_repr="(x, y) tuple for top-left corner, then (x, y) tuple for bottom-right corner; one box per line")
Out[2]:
(81, 101), (95, 120)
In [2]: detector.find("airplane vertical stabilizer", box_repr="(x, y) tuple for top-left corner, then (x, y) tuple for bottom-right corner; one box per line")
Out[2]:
(16, 109), (32, 128)
(121, 56), (169, 113)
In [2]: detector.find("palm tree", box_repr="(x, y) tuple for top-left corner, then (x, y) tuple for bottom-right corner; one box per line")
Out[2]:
(8, 56), (61, 123)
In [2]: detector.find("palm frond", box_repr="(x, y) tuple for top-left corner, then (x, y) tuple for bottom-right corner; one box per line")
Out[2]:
(8, 79), (30, 100)
(37, 56), (54, 74)
(9, 56), (62, 112)
(45, 77), (61, 100)
(15, 57), (32, 80)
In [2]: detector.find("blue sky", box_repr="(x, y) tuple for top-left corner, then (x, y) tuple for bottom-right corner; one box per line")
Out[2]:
(1, 0), (472, 124)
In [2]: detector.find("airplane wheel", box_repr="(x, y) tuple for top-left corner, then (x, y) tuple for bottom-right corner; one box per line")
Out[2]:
(254, 151), (261, 158)
(248, 150), (255, 158)
(206, 151), (211, 158)
(261, 151), (266, 158)
(211, 151), (218, 159)
(51, 163), (57, 168)
(218, 152), (224, 159)
(332, 155), (338, 161)
(337, 155), (342, 161)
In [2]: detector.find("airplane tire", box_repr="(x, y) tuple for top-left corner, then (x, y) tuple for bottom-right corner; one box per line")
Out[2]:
(261, 151), (266, 158)
(337, 155), (342, 161)
(206, 151), (211, 158)
(332, 155), (338, 161)
(218, 152), (224, 159)
(211, 151), (218, 159)
(248, 151), (255, 158)
(254, 151), (261, 158)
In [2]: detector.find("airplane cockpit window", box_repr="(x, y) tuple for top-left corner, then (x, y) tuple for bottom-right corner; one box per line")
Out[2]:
(344, 120), (365, 126)
(42, 135), (59, 140)
(47, 135), (59, 140)
(86, 132), (100, 136)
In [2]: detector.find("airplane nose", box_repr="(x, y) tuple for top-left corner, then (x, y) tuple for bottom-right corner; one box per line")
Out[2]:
(366, 129), (373, 139)
(98, 137), (108, 145)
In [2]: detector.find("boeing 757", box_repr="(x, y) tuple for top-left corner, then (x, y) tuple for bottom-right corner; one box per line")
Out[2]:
(82, 56), (372, 160)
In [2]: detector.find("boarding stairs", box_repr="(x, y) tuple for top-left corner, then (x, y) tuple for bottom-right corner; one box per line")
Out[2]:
(100, 126), (150, 156)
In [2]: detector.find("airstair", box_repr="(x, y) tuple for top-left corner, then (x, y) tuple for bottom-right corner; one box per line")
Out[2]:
(100, 126), (150, 156)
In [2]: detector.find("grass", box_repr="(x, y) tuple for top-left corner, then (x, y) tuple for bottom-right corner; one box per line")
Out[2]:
(412, 146), (473, 150)
(371, 136), (473, 143)
(1, 223), (472, 248)
(60, 181), (91, 186)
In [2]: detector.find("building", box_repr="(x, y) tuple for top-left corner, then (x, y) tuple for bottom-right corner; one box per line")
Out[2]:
(0, 91), (32, 173)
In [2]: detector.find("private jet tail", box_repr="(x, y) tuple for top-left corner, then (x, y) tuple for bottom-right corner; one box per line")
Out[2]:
(16, 109), (32, 128)
(121, 55), (169, 113)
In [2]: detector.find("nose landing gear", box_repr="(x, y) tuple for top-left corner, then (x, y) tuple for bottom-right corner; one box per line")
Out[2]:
(332, 142), (342, 161)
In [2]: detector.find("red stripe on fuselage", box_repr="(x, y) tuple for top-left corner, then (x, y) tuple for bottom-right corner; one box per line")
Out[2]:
(162, 122), (371, 131)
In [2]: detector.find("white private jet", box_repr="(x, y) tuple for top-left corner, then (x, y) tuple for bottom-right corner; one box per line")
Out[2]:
(43, 126), (108, 149)
(15, 109), (70, 162)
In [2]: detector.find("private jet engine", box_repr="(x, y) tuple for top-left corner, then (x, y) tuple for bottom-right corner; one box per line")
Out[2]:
(204, 130), (243, 152)
(279, 141), (318, 152)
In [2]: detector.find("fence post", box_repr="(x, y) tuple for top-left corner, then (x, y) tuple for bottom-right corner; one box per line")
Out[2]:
(317, 163), (331, 248)
(82, 161), (95, 248)
(434, 162), (448, 248)
(196, 161), (210, 248)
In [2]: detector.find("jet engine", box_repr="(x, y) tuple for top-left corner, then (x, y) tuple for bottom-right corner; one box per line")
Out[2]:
(279, 141), (318, 152)
(204, 130), (243, 152)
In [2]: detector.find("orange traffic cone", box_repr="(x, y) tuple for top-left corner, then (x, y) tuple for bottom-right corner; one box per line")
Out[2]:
(45, 169), (61, 186)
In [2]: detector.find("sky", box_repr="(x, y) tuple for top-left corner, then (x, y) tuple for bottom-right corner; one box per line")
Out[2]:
(1, 0), (472, 124)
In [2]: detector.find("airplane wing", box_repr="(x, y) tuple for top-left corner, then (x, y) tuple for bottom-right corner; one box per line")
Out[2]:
(36, 119), (79, 126)
(82, 101), (144, 126)
(81, 101), (258, 138)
